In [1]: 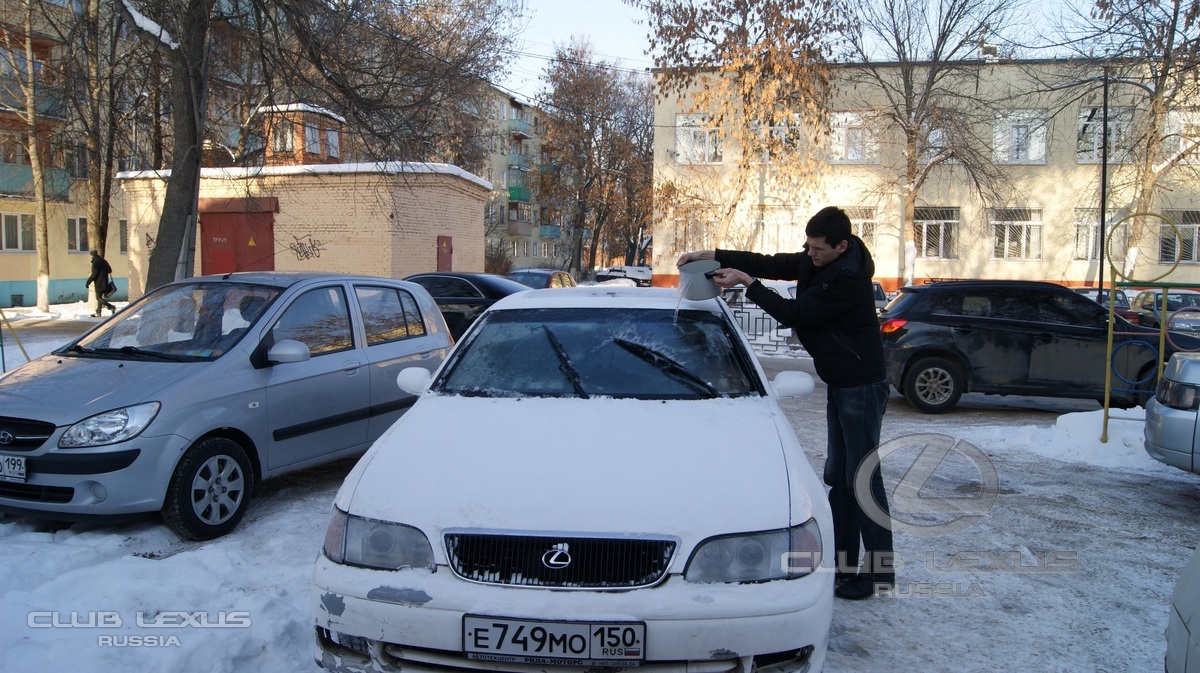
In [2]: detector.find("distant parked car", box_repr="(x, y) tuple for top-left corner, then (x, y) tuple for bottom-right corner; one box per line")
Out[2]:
(312, 287), (831, 673)
(404, 272), (531, 340)
(595, 265), (652, 286)
(1165, 544), (1200, 673)
(0, 272), (452, 539)
(872, 281), (888, 314)
(880, 280), (1200, 413)
(1145, 352), (1200, 475)
(1130, 288), (1200, 332)
(507, 267), (576, 289)
(1072, 286), (1138, 321)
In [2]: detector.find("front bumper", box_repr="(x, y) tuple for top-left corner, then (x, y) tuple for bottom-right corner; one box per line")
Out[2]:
(311, 555), (831, 673)
(0, 431), (191, 519)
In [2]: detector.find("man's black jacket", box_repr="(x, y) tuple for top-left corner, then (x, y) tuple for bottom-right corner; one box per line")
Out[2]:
(716, 237), (886, 388)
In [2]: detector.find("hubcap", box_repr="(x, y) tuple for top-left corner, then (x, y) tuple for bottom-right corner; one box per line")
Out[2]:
(189, 454), (245, 525)
(915, 368), (953, 404)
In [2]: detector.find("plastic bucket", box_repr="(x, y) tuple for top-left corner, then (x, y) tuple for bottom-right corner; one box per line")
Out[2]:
(678, 260), (722, 301)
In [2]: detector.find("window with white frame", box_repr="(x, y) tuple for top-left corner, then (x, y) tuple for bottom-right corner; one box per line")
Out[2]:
(754, 116), (802, 163)
(509, 202), (531, 222)
(1165, 110), (1200, 164)
(1, 213), (34, 251)
(1159, 210), (1200, 263)
(913, 207), (957, 259)
(921, 124), (960, 163)
(844, 206), (877, 250)
(304, 124), (320, 153)
(1077, 107), (1133, 163)
(1073, 208), (1126, 261)
(67, 216), (87, 252)
(541, 242), (550, 257)
(993, 110), (1048, 164)
(830, 112), (879, 163)
(990, 208), (1042, 260)
(272, 120), (294, 152)
(326, 129), (340, 158)
(674, 115), (722, 164)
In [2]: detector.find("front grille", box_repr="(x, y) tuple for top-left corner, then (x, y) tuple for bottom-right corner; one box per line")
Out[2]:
(444, 532), (676, 589)
(0, 416), (55, 452)
(0, 481), (73, 503)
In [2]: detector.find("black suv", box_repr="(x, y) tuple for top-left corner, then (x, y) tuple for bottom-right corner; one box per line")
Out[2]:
(880, 280), (1200, 413)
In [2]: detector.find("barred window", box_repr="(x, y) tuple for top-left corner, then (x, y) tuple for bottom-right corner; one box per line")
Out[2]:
(844, 206), (877, 251)
(990, 208), (1042, 260)
(913, 207), (957, 259)
(1160, 211), (1200, 264)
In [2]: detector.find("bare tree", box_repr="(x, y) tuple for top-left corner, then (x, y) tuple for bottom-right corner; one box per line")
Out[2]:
(843, 0), (1016, 284)
(635, 0), (853, 256)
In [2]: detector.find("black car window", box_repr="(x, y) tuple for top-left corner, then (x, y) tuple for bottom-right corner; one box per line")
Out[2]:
(272, 286), (354, 356)
(1035, 292), (1104, 326)
(354, 285), (427, 345)
(411, 276), (483, 299)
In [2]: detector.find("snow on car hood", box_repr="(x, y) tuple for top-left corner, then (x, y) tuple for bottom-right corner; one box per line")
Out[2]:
(0, 354), (193, 424)
(342, 395), (804, 544)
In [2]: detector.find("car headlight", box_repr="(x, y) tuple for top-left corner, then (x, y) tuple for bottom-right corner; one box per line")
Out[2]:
(322, 507), (435, 571)
(1156, 378), (1200, 411)
(58, 402), (161, 448)
(684, 518), (822, 583)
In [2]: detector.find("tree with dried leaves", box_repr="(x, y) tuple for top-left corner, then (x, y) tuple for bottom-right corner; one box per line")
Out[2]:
(635, 0), (852, 258)
(843, 0), (1016, 285)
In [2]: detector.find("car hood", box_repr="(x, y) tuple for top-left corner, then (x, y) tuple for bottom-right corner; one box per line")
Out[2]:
(0, 354), (194, 424)
(341, 396), (801, 542)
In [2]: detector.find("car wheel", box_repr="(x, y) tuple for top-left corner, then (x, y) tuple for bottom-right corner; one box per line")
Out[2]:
(903, 357), (963, 413)
(161, 437), (254, 540)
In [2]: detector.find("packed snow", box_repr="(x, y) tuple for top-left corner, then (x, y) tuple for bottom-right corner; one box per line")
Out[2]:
(0, 301), (1197, 672)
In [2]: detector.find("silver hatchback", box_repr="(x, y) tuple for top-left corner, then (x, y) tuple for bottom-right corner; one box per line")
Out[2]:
(0, 273), (452, 539)
(1145, 352), (1200, 474)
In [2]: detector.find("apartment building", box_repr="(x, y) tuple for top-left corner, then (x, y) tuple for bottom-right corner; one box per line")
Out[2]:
(652, 58), (1200, 292)
(479, 89), (569, 271)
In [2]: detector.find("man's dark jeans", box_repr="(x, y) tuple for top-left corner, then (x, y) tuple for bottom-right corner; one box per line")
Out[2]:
(824, 379), (893, 577)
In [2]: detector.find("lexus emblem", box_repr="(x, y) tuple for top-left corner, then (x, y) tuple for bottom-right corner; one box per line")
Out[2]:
(0, 431), (12, 445)
(541, 543), (572, 570)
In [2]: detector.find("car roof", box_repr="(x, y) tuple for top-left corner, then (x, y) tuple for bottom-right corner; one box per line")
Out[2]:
(406, 271), (531, 291)
(509, 268), (565, 274)
(1140, 288), (1200, 294)
(175, 271), (400, 289)
(488, 286), (724, 312)
(900, 280), (1074, 293)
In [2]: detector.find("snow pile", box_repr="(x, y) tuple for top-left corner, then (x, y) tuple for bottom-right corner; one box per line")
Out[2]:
(972, 408), (1161, 470)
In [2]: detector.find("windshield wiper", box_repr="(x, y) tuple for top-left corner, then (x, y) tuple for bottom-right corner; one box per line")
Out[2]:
(90, 346), (191, 362)
(542, 326), (589, 398)
(612, 338), (719, 398)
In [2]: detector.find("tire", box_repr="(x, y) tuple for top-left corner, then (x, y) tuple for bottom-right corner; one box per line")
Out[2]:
(903, 357), (964, 413)
(162, 437), (254, 540)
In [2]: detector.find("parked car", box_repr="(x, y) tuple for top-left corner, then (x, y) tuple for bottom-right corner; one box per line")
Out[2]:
(404, 272), (532, 340)
(312, 286), (832, 673)
(1145, 352), (1200, 475)
(1165, 544), (1200, 673)
(0, 273), (452, 539)
(872, 281), (888, 314)
(880, 280), (1200, 413)
(1072, 286), (1138, 321)
(1129, 288), (1200, 332)
(506, 267), (577, 289)
(595, 264), (652, 286)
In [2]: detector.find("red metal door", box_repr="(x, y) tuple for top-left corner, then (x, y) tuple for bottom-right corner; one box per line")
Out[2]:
(201, 212), (275, 275)
(437, 235), (453, 272)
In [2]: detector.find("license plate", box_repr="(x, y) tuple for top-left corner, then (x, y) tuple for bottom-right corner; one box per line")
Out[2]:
(0, 454), (26, 483)
(463, 615), (645, 666)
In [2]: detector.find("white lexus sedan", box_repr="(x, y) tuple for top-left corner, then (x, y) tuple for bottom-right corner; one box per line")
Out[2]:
(311, 287), (833, 673)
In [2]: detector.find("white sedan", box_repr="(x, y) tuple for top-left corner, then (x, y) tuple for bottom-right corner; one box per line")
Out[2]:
(311, 287), (833, 673)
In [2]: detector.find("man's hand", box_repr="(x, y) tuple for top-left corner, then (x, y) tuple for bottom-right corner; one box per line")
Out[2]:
(676, 250), (715, 267)
(711, 268), (755, 288)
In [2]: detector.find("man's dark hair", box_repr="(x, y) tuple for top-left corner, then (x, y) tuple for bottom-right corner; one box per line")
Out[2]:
(805, 206), (852, 246)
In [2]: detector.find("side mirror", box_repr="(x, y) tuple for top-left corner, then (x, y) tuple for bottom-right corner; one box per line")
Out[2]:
(397, 367), (433, 395)
(771, 371), (815, 399)
(266, 339), (310, 364)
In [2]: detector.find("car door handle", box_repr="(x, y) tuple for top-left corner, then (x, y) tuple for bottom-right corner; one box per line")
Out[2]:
(342, 360), (361, 374)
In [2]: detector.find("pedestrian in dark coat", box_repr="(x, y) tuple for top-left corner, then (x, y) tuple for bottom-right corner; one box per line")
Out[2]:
(677, 206), (894, 601)
(85, 249), (116, 317)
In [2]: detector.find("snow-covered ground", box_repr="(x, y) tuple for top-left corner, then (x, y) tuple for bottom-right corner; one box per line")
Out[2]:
(0, 302), (1197, 672)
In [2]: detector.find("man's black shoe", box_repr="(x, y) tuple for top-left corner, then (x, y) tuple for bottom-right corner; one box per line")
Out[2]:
(835, 573), (894, 600)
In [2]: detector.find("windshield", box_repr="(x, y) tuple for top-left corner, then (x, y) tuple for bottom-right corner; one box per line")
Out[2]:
(68, 282), (281, 362)
(434, 308), (761, 399)
(507, 272), (550, 289)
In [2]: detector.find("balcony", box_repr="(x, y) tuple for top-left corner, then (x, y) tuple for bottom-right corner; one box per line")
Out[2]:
(508, 220), (532, 236)
(508, 186), (531, 202)
(508, 153), (530, 171)
(539, 225), (562, 238)
(0, 163), (69, 200)
(508, 117), (533, 138)
(0, 78), (66, 119)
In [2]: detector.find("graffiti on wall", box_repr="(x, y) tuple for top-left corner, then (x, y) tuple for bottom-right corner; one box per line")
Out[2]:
(288, 234), (325, 261)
